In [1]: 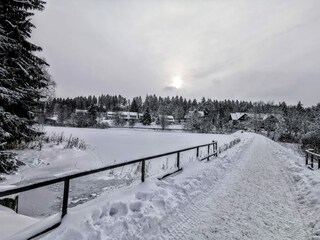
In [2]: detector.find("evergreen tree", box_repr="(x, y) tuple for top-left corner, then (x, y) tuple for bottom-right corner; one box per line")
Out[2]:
(142, 107), (152, 125)
(158, 114), (169, 130)
(87, 104), (98, 126)
(130, 99), (139, 113)
(113, 112), (125, 126)
(0, 0), (52, 147)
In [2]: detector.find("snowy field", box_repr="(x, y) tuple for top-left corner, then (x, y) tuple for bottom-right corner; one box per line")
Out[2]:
(4, 126), (236, 186)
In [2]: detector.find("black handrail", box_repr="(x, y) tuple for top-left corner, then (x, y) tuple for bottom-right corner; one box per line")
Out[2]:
(0, 141), (218, 239)
(305, 149), (320, 170)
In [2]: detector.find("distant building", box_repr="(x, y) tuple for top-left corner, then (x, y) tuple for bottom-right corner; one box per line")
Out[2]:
(229, 112), (282, 128)
(106, 111), (143, 121)
(44, 117), (57, 125)
(229, 112), (251, 125)
(184, 110), (205, 120)
(75, 109), (88, 116)
(158, 115), (175, 124)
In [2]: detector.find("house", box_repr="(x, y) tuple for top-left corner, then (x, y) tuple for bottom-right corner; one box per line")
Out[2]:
(184, 110), (205, 120)
(230, 112), (282, 130)
(158, 115), (175, 124)
(107, 111), (143, 121)
(261, 114), (282, 129)
(75, 109), (88, 116)
(44, 117), (57, 125)
(106, 111), (116, 119)
(229, 112), (251, 125)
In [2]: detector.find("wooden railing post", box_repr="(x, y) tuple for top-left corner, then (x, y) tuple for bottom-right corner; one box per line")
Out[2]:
(62, 178), (70, 219)
(311, 154), (314, 169)
(207, 144), (210, 161)
(196, 147), (199, 158)
(306, 152), (308, 165)
(177, 151), (180, 169)
(141, 160), (145, 182)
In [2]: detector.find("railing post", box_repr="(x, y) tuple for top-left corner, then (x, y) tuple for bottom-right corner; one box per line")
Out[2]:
(177, 151), (180, 169)
(318, 157), (320, 169)
(15, 196), (19, 213)
(215, 142), (218, 156)
(62, 178), (70, 219)
(207, 144), (210, 161)
(306, 152), (308, 165)
(213, 141), (217, 157)
(196, 147), (199, 158)
(311, 154), (314, 169)
(141, 160), (145, 182)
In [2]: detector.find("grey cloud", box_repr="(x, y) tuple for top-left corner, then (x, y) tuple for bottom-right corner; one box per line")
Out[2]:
(163, 86), (177, 91)
(31, 0), (320, 106)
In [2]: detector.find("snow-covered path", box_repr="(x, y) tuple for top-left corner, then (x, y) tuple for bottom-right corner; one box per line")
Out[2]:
(157, 135), (308, 239)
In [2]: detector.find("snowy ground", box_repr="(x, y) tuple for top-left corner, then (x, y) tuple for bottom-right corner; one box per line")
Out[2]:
(0, 127), (237, 239)
(35, 133), (319, 240)
(2, 130), (320, 239)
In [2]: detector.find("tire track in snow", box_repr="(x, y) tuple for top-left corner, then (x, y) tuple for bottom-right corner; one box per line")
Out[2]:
(158, 135), (308, 240)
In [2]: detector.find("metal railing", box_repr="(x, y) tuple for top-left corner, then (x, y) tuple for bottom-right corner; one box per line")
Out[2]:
(0, 141), (218, 239)
(305, 149), (320, 170)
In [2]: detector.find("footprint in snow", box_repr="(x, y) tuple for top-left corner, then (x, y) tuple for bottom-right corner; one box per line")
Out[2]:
(109, 202), (128, 217)
(129, 202), (142, 212)
(135, 192), (153, 201)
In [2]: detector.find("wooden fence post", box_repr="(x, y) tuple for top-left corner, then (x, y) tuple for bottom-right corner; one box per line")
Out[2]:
(207, 145), (210, 161)
(306, 152), (308, 165)
(311, 154), (314, 169)
(62, 178), (70, 219)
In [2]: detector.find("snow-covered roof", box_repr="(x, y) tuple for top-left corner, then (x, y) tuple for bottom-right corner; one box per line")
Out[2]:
(185, 111), (205, 119)
(158, 115), (174, 120)
(230, 112), (282, 121)
(107, 111), (140, 116)
(230, 112), (247, 120)
(75, 109), (88, 114)
(45, 116), (57, 121)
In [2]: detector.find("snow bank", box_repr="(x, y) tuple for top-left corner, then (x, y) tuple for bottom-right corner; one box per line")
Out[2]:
(267, 140), (320, 238)
(0, 205), (39, 240)
(40, 132), (248, 240)
(0, 128), (242, 238)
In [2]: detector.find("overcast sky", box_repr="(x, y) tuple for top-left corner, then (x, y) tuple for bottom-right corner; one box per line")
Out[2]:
(31, 0), (320, 106)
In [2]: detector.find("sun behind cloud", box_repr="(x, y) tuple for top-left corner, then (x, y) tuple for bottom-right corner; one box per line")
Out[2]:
(171, 75), (183, 89)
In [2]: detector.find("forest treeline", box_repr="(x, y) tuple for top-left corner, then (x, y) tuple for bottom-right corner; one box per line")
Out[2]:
(42, 94), (320, 151)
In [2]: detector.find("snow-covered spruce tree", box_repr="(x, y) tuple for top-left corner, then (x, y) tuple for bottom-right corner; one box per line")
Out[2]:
(0, 0), (51, 171)
(142, 107), (151, 125)
(130, 99), (139, 113)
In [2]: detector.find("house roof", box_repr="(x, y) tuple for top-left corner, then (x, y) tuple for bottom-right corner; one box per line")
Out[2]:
(230, 112), (282, 121)
(185, 110), (205, 119)
(230, 112), (247, 120)
(75, 109), (88, 114)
